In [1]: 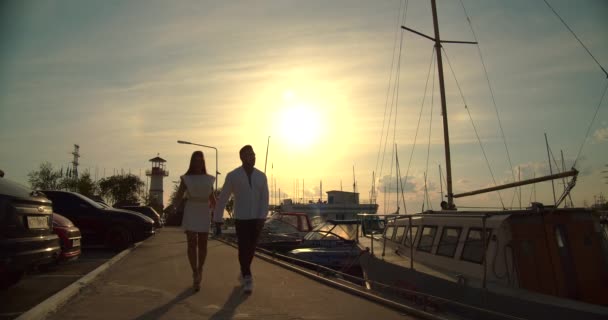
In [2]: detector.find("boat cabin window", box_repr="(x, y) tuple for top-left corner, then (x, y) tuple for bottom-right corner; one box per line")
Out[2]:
(404, 226), (419, 248)
(384, 225), (396, 240)
(460, 228), (492, 264)
(362, 218), (385, 236)
(395, 226), (406, 244)
(417, 226), (437, 253)
(436, 227), (461, 258)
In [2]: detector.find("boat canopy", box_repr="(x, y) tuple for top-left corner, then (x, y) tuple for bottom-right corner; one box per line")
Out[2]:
(304, 220), (359, 241)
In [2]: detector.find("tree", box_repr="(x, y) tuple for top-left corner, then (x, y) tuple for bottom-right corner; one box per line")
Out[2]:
(98, 174), (144, 206)
(75, 172), (98, 197)
(168, 182), (181, 206)
(58, 171), (98, 197)
(28, 162), (62, 190)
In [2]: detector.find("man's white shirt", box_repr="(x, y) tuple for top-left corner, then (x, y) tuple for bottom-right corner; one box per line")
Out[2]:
(213, 166), (269, 222)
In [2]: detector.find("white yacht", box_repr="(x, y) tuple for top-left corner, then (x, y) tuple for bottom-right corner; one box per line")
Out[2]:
(357, 0), (608, 319)
(358, 205), (608, 319)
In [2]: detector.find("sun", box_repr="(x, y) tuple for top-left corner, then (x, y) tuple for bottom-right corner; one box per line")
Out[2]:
(278, 99), (323, 149)
(279, 103), (321, 147)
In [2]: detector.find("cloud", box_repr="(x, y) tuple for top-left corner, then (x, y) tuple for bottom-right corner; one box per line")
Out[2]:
(593, 127), (608, 142)
(377, 175), (417, 193)
(510, 162), (550, 180)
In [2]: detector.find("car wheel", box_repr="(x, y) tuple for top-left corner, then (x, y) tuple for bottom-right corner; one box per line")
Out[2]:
(0, 270), (24, 289)
(105, 225), (133, 251)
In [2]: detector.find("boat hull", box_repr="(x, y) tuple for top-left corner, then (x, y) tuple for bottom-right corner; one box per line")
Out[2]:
(359, 249), (608, 320)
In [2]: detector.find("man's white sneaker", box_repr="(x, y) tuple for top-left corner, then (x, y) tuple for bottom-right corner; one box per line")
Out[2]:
(242, 275), (253, 294)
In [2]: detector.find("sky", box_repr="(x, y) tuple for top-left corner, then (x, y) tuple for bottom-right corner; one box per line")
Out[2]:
(1, 0), (607, 215)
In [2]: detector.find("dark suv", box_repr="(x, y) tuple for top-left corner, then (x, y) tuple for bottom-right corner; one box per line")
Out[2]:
(41, 191), (155, 251)
(0, 178), (61, 288)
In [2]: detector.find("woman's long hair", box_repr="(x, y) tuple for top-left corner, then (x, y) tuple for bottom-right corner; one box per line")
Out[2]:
(185, 151), (207, 175)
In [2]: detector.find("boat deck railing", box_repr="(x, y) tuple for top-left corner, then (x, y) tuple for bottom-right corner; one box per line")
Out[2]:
(357, 213), (491, 290)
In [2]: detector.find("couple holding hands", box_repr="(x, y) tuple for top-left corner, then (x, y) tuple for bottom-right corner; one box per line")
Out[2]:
(175, 145), (268, 293)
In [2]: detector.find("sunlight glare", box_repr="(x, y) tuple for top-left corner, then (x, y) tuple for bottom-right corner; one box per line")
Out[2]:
(283, 90), (295, 101)
(279, 103), (321, 149)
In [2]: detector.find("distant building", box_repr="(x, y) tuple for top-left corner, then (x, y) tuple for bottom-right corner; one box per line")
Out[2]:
(279, 190), (378, 221)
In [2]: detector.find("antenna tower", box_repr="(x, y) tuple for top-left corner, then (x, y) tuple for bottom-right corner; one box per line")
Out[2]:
(71, 144), (80, 179)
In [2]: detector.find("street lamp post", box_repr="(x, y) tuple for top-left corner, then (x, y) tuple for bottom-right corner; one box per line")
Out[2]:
(177, 140), (220, 192)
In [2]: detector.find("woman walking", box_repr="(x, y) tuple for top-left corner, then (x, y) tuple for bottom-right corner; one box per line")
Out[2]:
(175, 151), (216, 291)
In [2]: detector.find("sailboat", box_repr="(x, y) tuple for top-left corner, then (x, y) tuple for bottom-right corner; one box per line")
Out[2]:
(357, 1), (608, 319)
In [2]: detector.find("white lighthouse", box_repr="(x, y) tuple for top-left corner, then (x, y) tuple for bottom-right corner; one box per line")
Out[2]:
(146, 154), (169, 212)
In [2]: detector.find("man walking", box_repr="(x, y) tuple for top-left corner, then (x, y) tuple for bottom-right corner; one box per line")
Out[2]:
(213, 145), (269, 294)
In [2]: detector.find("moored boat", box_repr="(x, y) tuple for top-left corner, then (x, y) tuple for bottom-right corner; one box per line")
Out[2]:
(286, 219), (365, 271)
(257, 211), (313, 253)
(358, 205), (608, 319)
(358, 0), (608, 318)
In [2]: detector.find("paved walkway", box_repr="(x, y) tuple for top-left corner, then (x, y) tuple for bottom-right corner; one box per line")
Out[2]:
(46, 228), (416, 320)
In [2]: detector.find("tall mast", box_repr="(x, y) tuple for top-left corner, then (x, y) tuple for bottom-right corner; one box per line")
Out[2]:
(401, 1), (477, 210)
(431, 0), (454, 209)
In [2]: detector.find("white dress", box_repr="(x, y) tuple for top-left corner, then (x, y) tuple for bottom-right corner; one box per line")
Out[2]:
(180, 174), (215, 233)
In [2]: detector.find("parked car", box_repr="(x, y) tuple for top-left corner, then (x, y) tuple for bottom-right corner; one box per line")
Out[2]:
(116, 205), (164, 228)
(52, 213), (82, 262)
(40, 191), (155, 251)
(0, 178), (61, 289)
(163, 203), (182, 227)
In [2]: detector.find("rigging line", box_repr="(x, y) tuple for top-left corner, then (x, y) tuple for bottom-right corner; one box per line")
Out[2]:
(442, 48), (507, 209)
(383, 25), (404, 166)
(392, 30), (405, 160)
(543, 0), (607, 78)
(423, 51), (436, 210)
(387, 25), (408, 210)
(389, 136), (396, 210)
(528, 171), (535, 205)
(394, 144), (401, 213)
(423, 171), (431, 211)
(396, 146), (408, 213)
(573, 81), (608, 168)
(403, 48), (437, 209)
(375, 0), (407, 187)
(387, 1), (410, 205)
(393, 1), (409, 149)
(440, 163), (447, 192)
(458, 0), (519, 203)
(547, 144), (572, 206)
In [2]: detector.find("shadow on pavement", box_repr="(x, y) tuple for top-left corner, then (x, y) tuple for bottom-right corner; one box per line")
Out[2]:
(209, 286), (250, 320)
(133, 288), (194, 320)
